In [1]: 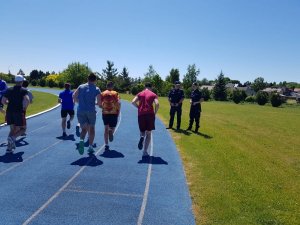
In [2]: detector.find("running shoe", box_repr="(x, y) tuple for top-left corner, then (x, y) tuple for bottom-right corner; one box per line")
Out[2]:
(8, 137), (15, 150)
(88, 146), (95, 154)
(78, 140), (84, 155)
(138, 136), (144, 150)
(62, 132), (67, 138)
(108, 129), (114, 142)
(104, 145), (110, 151)
(67, 120), (71, 129)
(6, 148), (13, 154)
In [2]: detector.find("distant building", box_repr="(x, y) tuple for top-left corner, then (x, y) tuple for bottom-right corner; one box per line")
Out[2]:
(200, 85), (215, 91)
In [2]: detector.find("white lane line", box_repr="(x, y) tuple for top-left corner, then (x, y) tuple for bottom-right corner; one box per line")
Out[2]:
(64, 189), (143, 198)
(0, 140), (63, 176)
(137, 134), (154, 225)
(22, 112), (122, 225)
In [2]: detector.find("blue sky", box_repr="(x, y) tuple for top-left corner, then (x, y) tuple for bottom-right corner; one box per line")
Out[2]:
(0, 0), (299, 83)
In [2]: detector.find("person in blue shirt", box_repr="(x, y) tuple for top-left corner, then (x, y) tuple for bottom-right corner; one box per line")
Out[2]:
(167, 81), (184, 130)
(0, 78), (8, 115)
(187, 82), (204, 133)
(58, 83), (75, 138)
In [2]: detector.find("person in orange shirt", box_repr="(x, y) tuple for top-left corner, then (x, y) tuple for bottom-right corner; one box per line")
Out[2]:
(99, 81), (121, 151)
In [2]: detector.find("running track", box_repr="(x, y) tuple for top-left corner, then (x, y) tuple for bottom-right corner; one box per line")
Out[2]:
(0, 88), (195, 225)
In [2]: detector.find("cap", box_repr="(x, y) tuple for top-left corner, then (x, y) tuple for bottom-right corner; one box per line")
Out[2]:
(174, 81), (181, 85)
(15, 75), (25, 82)
(64, 83), (71, 89)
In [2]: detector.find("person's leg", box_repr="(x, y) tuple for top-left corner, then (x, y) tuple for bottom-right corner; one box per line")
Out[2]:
(61, 110), (67, 136)
(138, 115), (146, 150)
(87, 111), (97, 153)
(88, 125), (95, 146)
(67, 110), (74, 129)
(168, 107), (175, 128)
(143, 130), (151, 156)
(187, 108), (194, 130)
(176, 107), (182, 130)
(195, 111), (201, 133)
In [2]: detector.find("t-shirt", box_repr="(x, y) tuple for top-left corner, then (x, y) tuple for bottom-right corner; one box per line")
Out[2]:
(77, 83), (101, 112)
(137, 89), (158, 116)
(0, 80), (8, 97)
(101, 90), (120, 115)
(59, 89), (74, 110)
(168, 88), (184, 105)
(4, 86), (28, 112)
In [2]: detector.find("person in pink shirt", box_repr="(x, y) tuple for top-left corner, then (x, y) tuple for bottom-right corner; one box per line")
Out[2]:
(132, 82), (159, 159)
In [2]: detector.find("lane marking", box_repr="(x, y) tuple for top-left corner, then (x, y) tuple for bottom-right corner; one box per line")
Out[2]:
(137, 134), (154, 225)
(22, 112), (122, 225)
(64, 189), (143, 198)
(0, 140), (63, 176)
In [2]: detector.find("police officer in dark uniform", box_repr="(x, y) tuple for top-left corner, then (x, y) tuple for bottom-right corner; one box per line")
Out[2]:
(187, 82), (204, 133)
(167, 81), (184, 130)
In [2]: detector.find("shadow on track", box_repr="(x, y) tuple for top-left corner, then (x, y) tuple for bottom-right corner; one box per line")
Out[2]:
(70, 154), (103, 167)
(138, 156), (168, 165)
(0, 152), (24, 163)
(56, 134), (76, 141)
(100, 149), (124, 158)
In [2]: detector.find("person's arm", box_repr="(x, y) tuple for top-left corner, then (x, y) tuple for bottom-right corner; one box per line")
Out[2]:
(23, 95), (30, 111)
(1, 96), (8, 105)
(72, 88), (79, 103)
(132, 96), (139, 109)
(97, 93), (102, 108)
(154, 98), (159, 114)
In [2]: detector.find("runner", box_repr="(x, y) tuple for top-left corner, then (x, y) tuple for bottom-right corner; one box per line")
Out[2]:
(99, 81), (121, 151)
(21, 80), (34, 136)
(132, 82), (159, 159)
(0, 78), (8, 116)
(73, 73), (101, 155)
(1, 75), (29, 153)
(58, 83), (74, 138)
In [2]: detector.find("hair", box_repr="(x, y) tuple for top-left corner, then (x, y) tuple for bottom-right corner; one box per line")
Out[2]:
(106, 81), (114, 88)
(88, 73), (97, 82)
(22, 80), (29, 88)
(144, 82), (152, 88)
(64, 83), (71, 89)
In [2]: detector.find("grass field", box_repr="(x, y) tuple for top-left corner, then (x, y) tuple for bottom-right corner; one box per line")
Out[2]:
(121, 94), (300, 225)
(0, 91), (58, 124)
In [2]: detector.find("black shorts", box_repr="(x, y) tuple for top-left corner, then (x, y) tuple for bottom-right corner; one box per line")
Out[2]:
(102, 114), (118, 127)
(61, 109), (74, 118)
(6, 111), (26, 126)
(138, 114), (155, 132)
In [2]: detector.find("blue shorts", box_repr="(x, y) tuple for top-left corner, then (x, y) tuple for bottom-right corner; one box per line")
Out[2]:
(77, 111), (97, 126)
(102, 114), (118, 127)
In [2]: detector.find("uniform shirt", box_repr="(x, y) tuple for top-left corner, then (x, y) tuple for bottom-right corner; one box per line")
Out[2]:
(77, 83), (100, 112)
(4, 86), (28, 112)
(137, 89), (158, 116)
(168, 89), (184, 105)
(101, 90), (120, 115)
(59, 89), (74, 110)
(190, 89), (202, 111)
(0, 80), (8, 98)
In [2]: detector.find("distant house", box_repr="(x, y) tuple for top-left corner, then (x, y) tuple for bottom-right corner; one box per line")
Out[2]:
(294, 88), (300, 93)
(200, 85), (215, 91)
(226, 83), (255, 96)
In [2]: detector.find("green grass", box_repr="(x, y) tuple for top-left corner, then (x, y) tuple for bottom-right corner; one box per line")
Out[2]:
(0, 91), (58, 124)
(121, 94), (300, 225)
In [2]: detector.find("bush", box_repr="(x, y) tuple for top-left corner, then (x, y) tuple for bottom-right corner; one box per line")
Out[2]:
(31, 80), (38, 86)
(47, 79), (56, 88)
(201, 88), (211, 101)
(256, 91), (269, 105)
(39, 78), (46, 87)
(245, 96), (256, 103)
(270, 92), (283, 107)
(58, 81), (64, 89)
(232, 90), (243, 104)
(131, 84), (144, 95)
(184, 87), (192, 99)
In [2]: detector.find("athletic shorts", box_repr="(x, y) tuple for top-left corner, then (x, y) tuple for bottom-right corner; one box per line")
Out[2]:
(6, 111), (26, 126)
(77, 111), (96, 126)
(138, 114), (155, 132)
(61, 109), (75, 118)
(102, 114), (118, 127)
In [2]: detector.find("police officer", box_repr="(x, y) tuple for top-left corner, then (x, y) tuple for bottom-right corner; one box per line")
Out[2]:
(187, 82), (204, 133)
(167, 81), (184, 130)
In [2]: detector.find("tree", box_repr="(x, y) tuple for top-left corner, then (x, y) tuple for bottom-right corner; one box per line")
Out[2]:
(256, 91), (269, 105)
(252, 77), (266, 92)
(118, 67), (131, 92)
(102, 60), (118, 81)
(29, 70), (40, 81)
(201, 87), (211, 101)
(232, 89), (243, 104)
(270, 93), (283, 107)
(182, 64), (200, 90)
(152, 74), (164, 95)
(213, 71), (227, 101)
(165, 68), (180, 84)
(61, 62), (91, 88)
(144, 65), (157, 82)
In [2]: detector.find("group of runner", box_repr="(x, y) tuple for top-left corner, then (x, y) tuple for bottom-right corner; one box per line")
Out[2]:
(1, 72), (202, 159)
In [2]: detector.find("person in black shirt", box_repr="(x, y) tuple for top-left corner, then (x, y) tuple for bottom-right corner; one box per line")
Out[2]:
(2, 75), (30, 153)
(167, 81), (184, 130)
(187, 82), (204, 133)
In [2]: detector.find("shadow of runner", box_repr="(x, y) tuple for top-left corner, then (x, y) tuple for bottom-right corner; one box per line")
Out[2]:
(56, 134), (76, 141)
(100, 149), (124, 158)
(0, 152), (24, 163)
(138, 156), (168, 165)
(15, 137), (29, 147)
(195, 132), (213, 139)
(70, 154), (103, 167)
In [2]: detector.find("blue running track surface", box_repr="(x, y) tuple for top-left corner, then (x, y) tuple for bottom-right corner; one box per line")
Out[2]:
(0, 88), (195, 225)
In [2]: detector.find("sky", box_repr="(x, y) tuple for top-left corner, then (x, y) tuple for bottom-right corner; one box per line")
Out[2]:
(0, 0), (299, 83)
